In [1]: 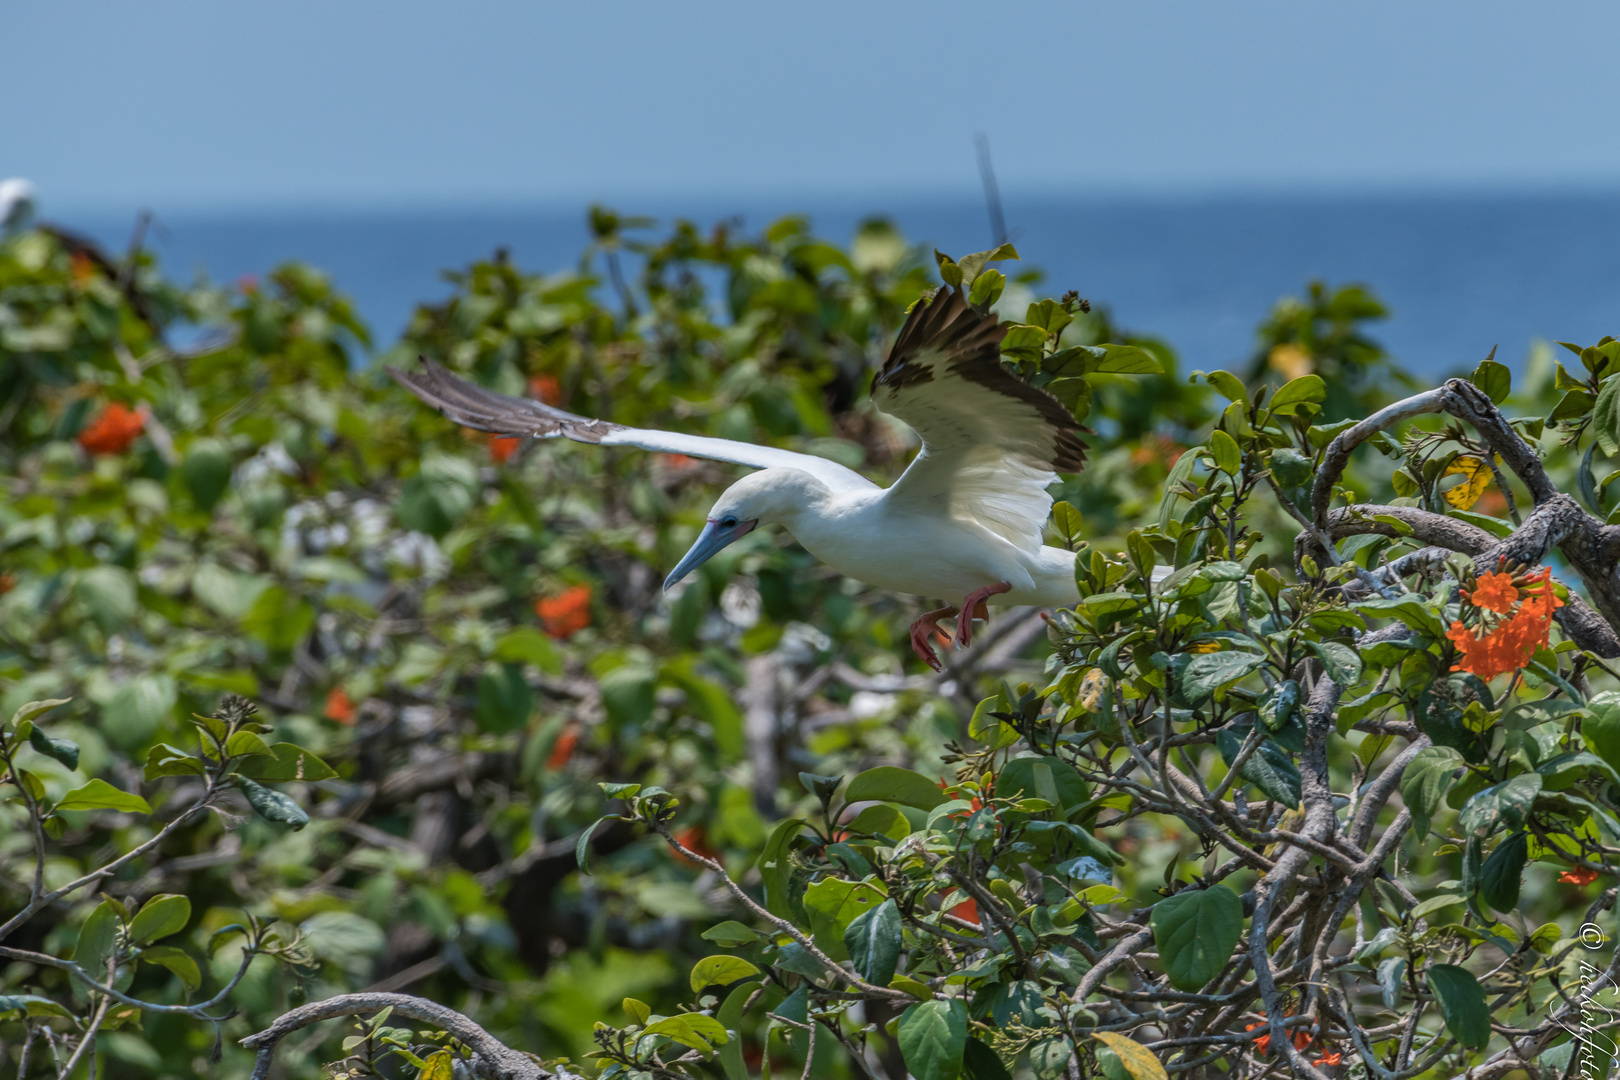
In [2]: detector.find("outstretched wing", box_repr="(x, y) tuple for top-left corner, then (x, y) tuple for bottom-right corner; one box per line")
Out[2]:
(872, 286), (1087, 552)
(388, 357), (877, 494)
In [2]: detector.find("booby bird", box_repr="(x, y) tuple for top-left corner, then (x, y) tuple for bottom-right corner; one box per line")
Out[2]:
(390, 284), (1090, 671)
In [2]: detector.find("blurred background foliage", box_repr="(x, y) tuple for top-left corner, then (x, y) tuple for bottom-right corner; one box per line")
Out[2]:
(1, 206), (1610, 1079)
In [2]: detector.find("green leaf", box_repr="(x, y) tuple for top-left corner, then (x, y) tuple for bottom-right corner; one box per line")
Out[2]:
(1401, 746), (1465, 837)
(0, 994), (71, 1019)
(129, 894), (190, 945)
(1459, 773), (1543, 837)
(955, 244), (1019, 287)
(1268, 374), (1327, 414)
(1181, 651), (1265, 702)
(1310, 640), (1363, 687)
(76, 565), (137, 631)
(1090, 1032), (1168, 1080)
(28, 726), (80, 770)
(56, 778), (151, 815)
(74, 900), (120, 981)
(644, 1014), (730, 1052)
(223, 730), (274, 758)
(1583, 692), (1620, 775)
(758, 817), (807, 920)
(10, 698), (72, 728)
(492, 627), (563, 674)
(1052, 501), (1084, 547)
(963, 1037), (1014, 1080)
(968, 268), (1005, 310)
(1216, 728), (1302, 808)
(1594, 374), (1620, 457)
(1208, 430), (1241, 475)
(396, 453), (478, 538)
(144, 743), (204, 780)
(237, 777), (309, 830)
(716, 983), (754, 1080)
(997, 756), (1089, 814)
(236, 742), (339, 782)
(1427, 963), (1490, 1049)
(140, 945), (201, 992)
(898, 999), (968, 1080)
(180, 437), (233, 511)
(702, 921), (762, 947)
(690, 955), (761, 993)
(1199, 370), (1249, 405)
(1268, 449), (1313, 487)
(1478, 831), (1528, 913)
(475, 662), (533, 734)
(844, 898), (902, 986)
(1149, 886), (1244, 990)
(1088, 343), (1163, 375)
(804, 878), (885, 957)
(843, 766), (946, 810)
(1377, 958), (1405, 1009)
(574, 816), (607, 876)
(1471, 358), (1512, 404)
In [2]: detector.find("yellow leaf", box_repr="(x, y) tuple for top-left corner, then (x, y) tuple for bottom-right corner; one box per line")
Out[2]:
(1267, 344), (1313, 380)
(418, 1050), (455, 1080)
(1092, 1032), (1169, 1080)
(1078, 668), (1109, 711)
(1442, 455), (1495, 510)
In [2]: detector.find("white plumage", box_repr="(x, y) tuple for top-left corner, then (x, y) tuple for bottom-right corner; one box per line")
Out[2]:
(391, 285), (1091, 669)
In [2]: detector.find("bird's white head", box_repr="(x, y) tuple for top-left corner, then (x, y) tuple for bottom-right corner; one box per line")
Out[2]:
(662, 468), (827, 592)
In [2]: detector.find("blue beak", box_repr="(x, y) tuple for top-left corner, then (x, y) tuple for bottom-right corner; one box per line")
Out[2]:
(663, 518), (757, 592)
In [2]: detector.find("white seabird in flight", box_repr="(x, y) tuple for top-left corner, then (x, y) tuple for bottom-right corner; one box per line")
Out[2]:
(390, 284), (1091, 671)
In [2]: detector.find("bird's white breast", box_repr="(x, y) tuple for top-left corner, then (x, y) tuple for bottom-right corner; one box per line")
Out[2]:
(780, 491), (1080, 608)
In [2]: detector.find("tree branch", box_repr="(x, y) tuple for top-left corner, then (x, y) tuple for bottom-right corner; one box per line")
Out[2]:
(241, 992), (551, 1080)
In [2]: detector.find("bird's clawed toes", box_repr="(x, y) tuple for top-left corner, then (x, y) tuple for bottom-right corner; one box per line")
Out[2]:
(954, 583), (1012, 649)
(909, 606), (959, 673)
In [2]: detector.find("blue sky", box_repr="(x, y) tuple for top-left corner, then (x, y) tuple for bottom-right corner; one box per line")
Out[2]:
(7, 1), (1620, 211)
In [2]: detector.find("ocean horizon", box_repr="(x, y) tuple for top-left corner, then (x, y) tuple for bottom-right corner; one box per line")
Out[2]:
(63, 188), (1620, 379)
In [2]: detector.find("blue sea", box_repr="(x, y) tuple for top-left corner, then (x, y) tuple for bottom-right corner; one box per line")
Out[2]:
(73, 191), (1620, 378)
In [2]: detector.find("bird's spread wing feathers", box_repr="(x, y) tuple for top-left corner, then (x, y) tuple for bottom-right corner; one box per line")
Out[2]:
(872, 286), (1087, 552)
(388, 358), (878, 493)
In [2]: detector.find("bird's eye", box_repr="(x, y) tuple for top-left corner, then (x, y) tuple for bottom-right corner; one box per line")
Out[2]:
(721, 516), (738, 528)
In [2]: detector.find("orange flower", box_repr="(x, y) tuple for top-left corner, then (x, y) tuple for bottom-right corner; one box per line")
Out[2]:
(1449, 567), (1563, 680)
(1560, 866), (1600, 885)
(1465, 571), (1518, 614)
(1314, 1052), (1343, 1067)
(70, 251), (98, 287)
(1246, 1017), (1309, 1056)
(489, 435), (522, 463)
(547, 724), (581, 769)
(527, 374), (561, 404)
(77, 403), (148, 456)
(536, 583), (592, 638)
(323, 687), (356, 725)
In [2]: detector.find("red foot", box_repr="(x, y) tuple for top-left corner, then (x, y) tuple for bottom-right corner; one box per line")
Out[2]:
(909, 605), (959, 673)
(955, 582), (1012, 648)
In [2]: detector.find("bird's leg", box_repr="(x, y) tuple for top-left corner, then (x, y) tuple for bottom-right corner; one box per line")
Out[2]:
(954, 582), (1012, 648)
(909, 606), (960, 673)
